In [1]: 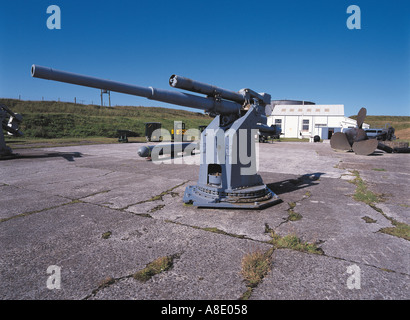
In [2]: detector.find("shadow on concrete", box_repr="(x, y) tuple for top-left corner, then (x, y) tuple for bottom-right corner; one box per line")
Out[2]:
(0, 152), (82, 162)
(267, 172), (324, 196)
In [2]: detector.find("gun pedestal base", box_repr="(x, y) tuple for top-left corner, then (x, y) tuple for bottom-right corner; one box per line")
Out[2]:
(183, 184), (281, 209)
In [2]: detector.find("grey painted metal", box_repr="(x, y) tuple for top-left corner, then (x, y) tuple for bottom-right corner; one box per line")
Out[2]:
(183, 104), (280, 209)
(137, 142), (198, 158)
(169, 75), (272, 106)
(31, 65), (242, 115)
(271, 100), (315, 105)
(31, 64), (280, 209)
(169, 75), (245, 104)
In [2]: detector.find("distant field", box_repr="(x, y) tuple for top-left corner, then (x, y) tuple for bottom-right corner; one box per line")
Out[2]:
(2, 98), (409, 142)
(1, 98), (212, 139)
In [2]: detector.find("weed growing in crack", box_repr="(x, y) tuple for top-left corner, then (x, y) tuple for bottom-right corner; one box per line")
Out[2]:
(239, 247), (274, 300)
(287, 202), (302, 221)
(349, 170), (383, 205)
(133, 255), (177, 282)
(349, 171), (410, 240)
(264, 224), (323, 255)
(240, 248), (273, 288)
(379, 221), (410, 241)
(101, 231), (112, 239)
(362, 216), (377, 223)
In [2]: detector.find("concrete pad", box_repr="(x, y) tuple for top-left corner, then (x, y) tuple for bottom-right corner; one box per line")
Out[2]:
(0, 201), (269, 300)
(125, 178), (290, 242)
(0, 184), (71, 220)
(251, 249), (409, 300)
(0, 141), (409, 300)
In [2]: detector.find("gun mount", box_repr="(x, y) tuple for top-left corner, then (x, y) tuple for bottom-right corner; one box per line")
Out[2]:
(31, 64), (280, 209)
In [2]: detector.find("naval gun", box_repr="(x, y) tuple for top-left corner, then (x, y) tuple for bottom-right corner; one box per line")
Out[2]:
(31, 65), (280, 209)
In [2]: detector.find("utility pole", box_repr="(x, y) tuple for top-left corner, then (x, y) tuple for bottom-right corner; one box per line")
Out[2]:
(100, 89), (111, 107)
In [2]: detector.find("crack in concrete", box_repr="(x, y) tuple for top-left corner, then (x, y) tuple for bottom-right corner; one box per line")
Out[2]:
(119, 180), (189, 211)
(82, 253), (182, 300)
(0, 199), (83, 223)
(278, 191), (312, 227)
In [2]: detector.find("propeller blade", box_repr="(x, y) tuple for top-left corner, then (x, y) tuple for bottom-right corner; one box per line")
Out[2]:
(356, 108), (367, 129)
(330, 132), (351, 151)
(352, 139), (378, 155)
(355, 128), (368, 142)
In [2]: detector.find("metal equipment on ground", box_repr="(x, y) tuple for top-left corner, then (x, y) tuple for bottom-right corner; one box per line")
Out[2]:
(145, 122), (162, 142)
(259, 124), (281, 143)
(117, 129), (138, 143)
(1, 104), (23, 157)
(330, 107), (409, 155)
(31, 65), (281, 209)
(171, 122), (186, 141)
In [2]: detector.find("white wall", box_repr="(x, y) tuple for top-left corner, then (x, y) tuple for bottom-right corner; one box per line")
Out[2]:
(266, 103), (362, 139)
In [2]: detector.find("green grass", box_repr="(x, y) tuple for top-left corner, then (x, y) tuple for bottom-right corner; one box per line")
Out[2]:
(349, 171), (410, 241)
(101, 231), (112, 239)
(269, 233), (323, 254)
(1, 98), (211, 139)
(240, 248), (273, 288)
(4, 136), (126, 148)
(349, 170), (382, 205)
(362, 216), (377, 223)
(349, 115), (410, 131)
(133, 255), (175, 282)
(240, 247), (274, 300)
(349, 114), (410, 143)
(264, 224), (323, 254)
(287, 202), (302, 221)
(380, 221), (410, 241)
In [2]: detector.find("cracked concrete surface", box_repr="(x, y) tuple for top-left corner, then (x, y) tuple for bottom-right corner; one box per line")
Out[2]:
(0, 142), (408, 300)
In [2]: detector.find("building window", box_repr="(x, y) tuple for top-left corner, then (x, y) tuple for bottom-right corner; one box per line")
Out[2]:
(302, 119), (309, 131)
(275, 119), (282, 131)
(325, 108), (330, 112)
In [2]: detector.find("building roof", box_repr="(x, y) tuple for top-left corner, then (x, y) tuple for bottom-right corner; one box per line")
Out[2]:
(271, 104), (345, 116)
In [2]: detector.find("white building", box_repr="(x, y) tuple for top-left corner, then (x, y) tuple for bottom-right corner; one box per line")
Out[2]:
(266, 100), (369, 140)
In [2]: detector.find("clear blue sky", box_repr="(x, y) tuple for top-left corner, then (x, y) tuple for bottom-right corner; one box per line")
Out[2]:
(0, 0), (409, 116)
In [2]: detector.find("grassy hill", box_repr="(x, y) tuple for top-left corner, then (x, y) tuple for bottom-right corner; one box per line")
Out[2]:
(349, 114), (410, 140)
(2, 98), (409, 142)
(1, 98), (212, 139)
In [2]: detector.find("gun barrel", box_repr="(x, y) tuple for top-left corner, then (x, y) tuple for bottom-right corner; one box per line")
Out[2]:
(169, 75), (245, 104)
(31, 65), (241, 114)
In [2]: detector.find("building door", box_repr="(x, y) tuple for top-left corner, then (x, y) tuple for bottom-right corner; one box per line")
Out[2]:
(328, 129), (334, 139)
